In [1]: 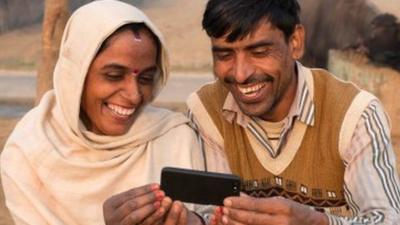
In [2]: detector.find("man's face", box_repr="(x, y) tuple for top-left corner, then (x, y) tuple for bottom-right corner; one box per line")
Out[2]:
(81, 29), (159, 135)
(211, 21), (304, 121)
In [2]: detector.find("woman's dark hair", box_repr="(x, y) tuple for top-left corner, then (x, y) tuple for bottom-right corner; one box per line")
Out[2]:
(97, 23), (161, 57)
(202, 0), (301, 42)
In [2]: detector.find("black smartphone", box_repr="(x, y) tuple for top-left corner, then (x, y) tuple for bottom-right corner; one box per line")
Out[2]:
(160, 167), (241, 206)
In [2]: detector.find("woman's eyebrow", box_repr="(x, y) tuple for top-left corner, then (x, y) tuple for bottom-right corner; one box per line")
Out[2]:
(140, 65), (158, 73)
(101, 63), (127, 71)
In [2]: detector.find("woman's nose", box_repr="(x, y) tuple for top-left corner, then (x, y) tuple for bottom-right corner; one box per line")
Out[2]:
(121, 77), (142, 104)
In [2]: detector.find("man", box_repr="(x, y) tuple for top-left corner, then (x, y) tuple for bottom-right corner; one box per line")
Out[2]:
(187, 0), (400, 224)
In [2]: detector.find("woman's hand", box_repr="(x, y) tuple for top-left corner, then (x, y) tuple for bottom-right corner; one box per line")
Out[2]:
(162, 200), (205, 225)
(103, 183), (167, 225)
(103, 183), (205, 225)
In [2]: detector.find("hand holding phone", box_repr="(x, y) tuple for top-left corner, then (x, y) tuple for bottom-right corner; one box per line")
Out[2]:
(160, 167), (241, 206)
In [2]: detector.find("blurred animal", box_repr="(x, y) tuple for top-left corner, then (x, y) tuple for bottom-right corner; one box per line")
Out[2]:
(364, 13), (400, 71)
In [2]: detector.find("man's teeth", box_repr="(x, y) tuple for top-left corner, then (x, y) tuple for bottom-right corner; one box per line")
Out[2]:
(238, 83), (265, 95)
(107, 103), (135, 116)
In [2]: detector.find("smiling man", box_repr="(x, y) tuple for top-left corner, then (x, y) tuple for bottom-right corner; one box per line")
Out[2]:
(187, 0), (400, 224)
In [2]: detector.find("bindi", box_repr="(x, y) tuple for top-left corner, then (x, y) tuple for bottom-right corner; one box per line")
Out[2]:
(131, 69), (140, 76)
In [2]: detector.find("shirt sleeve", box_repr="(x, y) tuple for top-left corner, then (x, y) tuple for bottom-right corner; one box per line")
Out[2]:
(186, 109), (231, 174)
(328, 100), (400, 224)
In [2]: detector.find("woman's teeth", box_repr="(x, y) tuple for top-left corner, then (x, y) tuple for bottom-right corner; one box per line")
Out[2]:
(107, 103), (135, 116)
(238, 83), (265, 95)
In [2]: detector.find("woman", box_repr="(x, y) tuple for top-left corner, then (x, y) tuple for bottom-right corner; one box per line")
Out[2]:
(1, 1), (207, 224)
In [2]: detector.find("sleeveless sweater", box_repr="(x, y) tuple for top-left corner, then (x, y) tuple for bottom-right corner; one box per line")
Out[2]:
(196, 69), (360, 213)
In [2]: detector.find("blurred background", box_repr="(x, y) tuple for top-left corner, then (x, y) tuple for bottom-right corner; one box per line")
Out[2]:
(0, 0), (399, 224)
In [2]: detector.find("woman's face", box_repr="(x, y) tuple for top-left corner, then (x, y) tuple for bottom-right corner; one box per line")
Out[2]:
(80, 28), (159, 136)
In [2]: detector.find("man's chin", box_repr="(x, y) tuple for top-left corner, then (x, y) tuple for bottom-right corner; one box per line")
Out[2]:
(238, 104), (270, 119)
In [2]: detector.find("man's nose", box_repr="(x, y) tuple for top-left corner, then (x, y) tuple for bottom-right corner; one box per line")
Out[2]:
(121, 77), (142, 104)
(233, 54), (255, 84)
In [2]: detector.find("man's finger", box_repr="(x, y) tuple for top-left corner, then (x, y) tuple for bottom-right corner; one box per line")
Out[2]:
(221, 214), (245, 225)
(210, 207), (223, 225)
(223, 206), (273, 225)
(224, 196), (283, 214)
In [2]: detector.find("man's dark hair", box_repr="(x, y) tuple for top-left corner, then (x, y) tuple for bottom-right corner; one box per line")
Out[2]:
(202, 0), (301, 42)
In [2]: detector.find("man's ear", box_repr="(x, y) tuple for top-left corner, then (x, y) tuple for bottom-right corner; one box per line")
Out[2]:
(290, 24), (305, 60)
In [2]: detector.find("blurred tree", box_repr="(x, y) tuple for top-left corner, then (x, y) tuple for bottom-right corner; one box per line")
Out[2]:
(36, 0), (69, 104)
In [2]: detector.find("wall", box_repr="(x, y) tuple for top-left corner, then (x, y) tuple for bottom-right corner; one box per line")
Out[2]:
(299, 0), (378, 67)
(328, 50), (400, 138)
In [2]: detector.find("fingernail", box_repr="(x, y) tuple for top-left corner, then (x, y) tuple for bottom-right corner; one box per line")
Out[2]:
(156, 191), (165, 200)
(240, 192), (249, 197)
(222, 215), (228, 224)
(173, 201), (182, 212)
(224, 199), (232, 207)
(222, 207), (229, 215)
(151, 184), (160, 191)
(175, 201), (182, 207)
(162, 197), (172, 206)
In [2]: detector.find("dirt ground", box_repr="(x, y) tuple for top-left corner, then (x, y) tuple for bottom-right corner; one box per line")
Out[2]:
(0, 119), (18, 224)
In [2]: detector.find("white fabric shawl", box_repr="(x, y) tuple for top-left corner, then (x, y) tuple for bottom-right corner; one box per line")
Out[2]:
(0, 1), (204, 224)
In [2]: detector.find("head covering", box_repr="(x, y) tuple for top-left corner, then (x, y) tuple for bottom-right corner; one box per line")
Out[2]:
(54, 0), (170, 137)
(1, 1), (204, 224)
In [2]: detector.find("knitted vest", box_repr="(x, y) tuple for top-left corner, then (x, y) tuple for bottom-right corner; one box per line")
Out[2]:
(197, 69), (360, 214)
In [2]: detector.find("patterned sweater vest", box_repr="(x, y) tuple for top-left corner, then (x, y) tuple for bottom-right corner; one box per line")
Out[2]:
(197, 69), (360, 215)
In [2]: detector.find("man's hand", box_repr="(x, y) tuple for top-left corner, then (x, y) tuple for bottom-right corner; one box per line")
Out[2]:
(209, 206), (223, 225)
(220, 195), (328, 225)
(103, 183), (168, 225)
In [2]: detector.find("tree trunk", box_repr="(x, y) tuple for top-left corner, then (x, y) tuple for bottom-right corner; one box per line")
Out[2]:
(36, 0), (69, 104)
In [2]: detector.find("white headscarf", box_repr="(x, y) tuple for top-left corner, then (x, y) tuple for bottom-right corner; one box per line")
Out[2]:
(54, 0), (170, 142)
(1, 1), (204, 224)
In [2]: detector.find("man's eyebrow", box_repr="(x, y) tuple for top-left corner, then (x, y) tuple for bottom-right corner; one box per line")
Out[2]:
(211, 39), (274, 52)
(245, 40), (274, 50)
(211, 46), (233, 52)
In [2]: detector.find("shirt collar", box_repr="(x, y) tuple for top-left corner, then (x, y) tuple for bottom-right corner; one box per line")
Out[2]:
(221, 62), (315, 127)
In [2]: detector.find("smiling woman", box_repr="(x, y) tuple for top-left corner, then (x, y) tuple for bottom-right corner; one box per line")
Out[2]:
(80, 24), (160, 136)
(0, 1), (211, 225)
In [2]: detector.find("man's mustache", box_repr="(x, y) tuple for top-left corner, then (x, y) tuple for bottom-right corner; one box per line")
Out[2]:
(223, 74), (274, 85)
